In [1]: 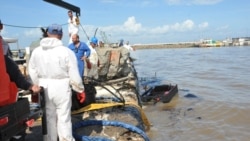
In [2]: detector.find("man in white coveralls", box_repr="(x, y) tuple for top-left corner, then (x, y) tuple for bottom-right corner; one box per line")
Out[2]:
(28, 23), (86, 141)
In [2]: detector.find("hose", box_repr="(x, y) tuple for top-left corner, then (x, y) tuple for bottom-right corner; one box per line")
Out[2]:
(74, 135), (112, 141)
(73, 120), (150, 141)
(85, 77), (125, 104)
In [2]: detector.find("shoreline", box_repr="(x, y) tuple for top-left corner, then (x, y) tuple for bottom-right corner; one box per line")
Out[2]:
(132, 43), (249, 50)
(132, 43), (198, 50)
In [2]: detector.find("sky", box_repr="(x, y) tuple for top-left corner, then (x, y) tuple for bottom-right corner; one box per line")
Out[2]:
(0, 0), (250, 48)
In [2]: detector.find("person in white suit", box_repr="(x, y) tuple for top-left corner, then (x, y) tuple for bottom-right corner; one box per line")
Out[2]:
(68, 10), (79, 44)
(28, 23), (85, 141)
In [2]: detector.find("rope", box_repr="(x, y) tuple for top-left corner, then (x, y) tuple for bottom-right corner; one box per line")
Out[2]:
(73, 120), (150, 141)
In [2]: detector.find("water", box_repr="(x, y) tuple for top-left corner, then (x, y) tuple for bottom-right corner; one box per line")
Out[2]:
(131, 47), (250, 141)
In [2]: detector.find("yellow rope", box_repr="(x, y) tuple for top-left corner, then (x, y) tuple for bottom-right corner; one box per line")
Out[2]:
(71, 102), (151, 130)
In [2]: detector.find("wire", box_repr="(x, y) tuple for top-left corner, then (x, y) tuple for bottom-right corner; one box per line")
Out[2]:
(2, 23), (68, 29)
(85, 77), (126, 104)
(79, 23), (89, 40)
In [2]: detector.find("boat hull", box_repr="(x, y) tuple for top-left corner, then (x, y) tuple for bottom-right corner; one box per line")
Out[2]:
(141, 84), (178, 103)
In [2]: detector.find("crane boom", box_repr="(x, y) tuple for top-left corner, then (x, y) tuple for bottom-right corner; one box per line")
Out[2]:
(43, 0), (81, 16)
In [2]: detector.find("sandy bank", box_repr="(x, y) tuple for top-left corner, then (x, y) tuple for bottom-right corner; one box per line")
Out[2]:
(132, 43), (198, 50)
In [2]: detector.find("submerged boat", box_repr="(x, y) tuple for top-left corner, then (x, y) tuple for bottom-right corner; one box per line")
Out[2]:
(141, 84), (178, 104)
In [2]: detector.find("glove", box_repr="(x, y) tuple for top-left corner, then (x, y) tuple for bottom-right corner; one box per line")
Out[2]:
(77, 91), (86, 103)
(86, 59), (92, 69)
(75, 16), (80, 25)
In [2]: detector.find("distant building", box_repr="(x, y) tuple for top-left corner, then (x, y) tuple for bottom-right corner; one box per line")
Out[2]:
(232, 37), (250, 46)
(199, 39), (223, 47)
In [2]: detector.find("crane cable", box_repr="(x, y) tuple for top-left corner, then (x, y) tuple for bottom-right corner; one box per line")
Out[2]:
(2, 23), (68, 29)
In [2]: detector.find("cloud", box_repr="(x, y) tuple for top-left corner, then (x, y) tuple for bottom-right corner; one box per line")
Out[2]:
(192, 0), (223, 5)
(216, 25), (229, 30)
(150, 19), (194, 34)
(171, 19), (194, 31)
(97, 16), (142, 36)
(165, 0), (182, 5)
(150, 25), (170, 34)
(4, 16), (210, 46)
(198, 22), (209, 29)
(164, 0), (223, 5)
(95, 17), (209, 44)
(24, 28), (41, 37)
(100, 0), (117, 3)
(123, 16), (142, 32)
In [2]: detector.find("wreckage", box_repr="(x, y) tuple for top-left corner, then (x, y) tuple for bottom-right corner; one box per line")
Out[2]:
(70, 45), (151, 141)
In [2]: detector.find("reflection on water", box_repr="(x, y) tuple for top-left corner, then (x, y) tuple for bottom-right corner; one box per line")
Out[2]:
(131, 47), (250, 141)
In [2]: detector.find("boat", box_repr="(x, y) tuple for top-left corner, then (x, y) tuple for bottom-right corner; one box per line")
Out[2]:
(141, 84), (178, 104)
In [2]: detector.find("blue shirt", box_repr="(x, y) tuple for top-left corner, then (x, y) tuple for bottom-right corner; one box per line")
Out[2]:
(68, 42), (91, 76)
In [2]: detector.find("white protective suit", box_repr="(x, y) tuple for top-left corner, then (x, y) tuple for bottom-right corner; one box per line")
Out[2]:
(85, 44), (99, 79)
(123, 44), (134, 52)
(68, 16), (79, 44)
(28, 37), (84, 141)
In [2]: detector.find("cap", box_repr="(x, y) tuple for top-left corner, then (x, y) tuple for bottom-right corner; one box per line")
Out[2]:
(47, 24), (63, 35)
(90, 37), (98, 45)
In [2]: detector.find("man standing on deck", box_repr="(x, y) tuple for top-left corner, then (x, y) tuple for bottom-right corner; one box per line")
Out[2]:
(68, 34), (91, 78)
(28, 24), (86, 141)
(68, 10), (79, 44)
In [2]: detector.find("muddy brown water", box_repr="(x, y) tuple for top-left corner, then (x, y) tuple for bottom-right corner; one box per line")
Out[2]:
(132, 46), (250, 141)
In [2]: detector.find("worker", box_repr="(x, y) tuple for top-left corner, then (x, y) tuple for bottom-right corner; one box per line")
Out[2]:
(28, 23), (86, 141)
(68, 10), (79, 44)
(118, 39), (124, 47)
(123, 41), (135, 51)
(85, 37), (99, 79)
(68, 34), (91, 78)
(0, 19), (40, 94)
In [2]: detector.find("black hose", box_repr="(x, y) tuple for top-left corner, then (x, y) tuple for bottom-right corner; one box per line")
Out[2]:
(85, 77), (125, 104)
(39, 87), (47, 135)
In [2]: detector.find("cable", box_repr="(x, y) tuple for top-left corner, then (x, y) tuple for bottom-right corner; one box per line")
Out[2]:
(2, 23), (68, 29)
(85, 77), (126, 104)
(79, 23), (89, 40)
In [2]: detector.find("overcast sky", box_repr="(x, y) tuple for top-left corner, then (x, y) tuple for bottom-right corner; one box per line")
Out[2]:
(0, 0), (250, 48)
